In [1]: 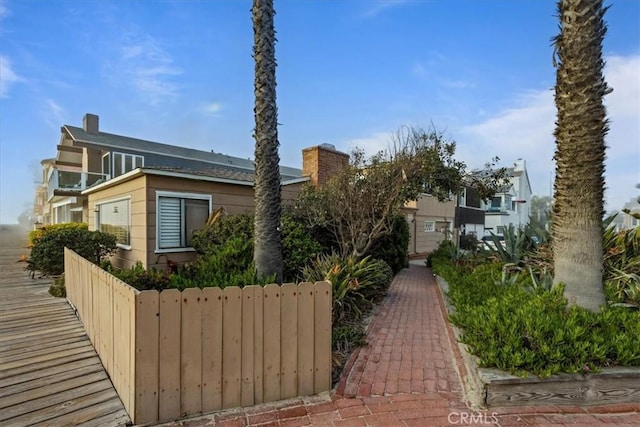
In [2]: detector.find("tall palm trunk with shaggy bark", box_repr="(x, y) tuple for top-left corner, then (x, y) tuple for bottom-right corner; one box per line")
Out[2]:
(552, 0), (610, 312)
(252, 0), (283, 282)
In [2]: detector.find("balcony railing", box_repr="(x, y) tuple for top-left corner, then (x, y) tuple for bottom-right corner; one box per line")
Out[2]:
(486, 205), (511, 214)
(47, 170), (108, 201)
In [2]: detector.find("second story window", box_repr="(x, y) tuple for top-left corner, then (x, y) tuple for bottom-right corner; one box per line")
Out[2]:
(103, 152), (144, 179)
(102, 153), (110, 178)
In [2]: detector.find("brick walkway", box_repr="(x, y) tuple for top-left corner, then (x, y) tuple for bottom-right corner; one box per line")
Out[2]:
(160, 265), (640, 427)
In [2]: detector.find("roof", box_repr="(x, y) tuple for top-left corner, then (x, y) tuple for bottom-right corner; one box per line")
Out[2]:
(63, 125), (303, 180)
(144, 166), (259, 183)
(82, 167), (309, 195)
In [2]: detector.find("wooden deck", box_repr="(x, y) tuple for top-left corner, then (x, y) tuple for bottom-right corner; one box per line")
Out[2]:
(0, 225), (131, 427)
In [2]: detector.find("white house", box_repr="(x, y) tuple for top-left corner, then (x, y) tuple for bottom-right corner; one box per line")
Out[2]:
(621, 197), (640, 229)
(482, 159), (532, 236)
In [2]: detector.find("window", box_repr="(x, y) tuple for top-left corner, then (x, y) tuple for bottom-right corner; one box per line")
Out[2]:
(496, 226), (505, 235)
(490, 197), (501, 209)
(504, 195), (513, 211)
(424, 221), (435, 232)
(157, 192), (211, 251)
(458, 188), (466, 207)
(105, 152), (144, 178)
(102, 153), (111, 178)
(97, 198), (131, 247)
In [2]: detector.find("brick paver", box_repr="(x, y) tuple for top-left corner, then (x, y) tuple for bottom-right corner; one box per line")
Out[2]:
(159, 264), (639, 427)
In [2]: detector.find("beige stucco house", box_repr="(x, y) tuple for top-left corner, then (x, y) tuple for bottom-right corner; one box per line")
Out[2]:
(84, 167), (307, 271)
(404, 196), (455, 256)
(82, 143), (350, 271)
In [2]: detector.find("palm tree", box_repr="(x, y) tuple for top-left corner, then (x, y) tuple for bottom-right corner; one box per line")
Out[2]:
(552, 0), (611, 312)
(252, 0), (283, 282)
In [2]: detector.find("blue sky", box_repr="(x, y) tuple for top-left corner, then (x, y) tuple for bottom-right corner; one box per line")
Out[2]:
(1, 0), (638, 224)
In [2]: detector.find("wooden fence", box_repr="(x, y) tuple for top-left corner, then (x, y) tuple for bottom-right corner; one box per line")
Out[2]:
(64, 248), (332, 424)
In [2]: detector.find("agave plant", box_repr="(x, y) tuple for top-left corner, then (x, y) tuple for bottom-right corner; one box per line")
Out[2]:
(603, 217), (640, 307)
(302, 254), (393, 325)
(482, 224), (539, 265)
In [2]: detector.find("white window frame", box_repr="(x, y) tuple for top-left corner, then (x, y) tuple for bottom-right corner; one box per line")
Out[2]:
(108, 152), (144, 178)
(95, 196), (132, 249)
(101, 153), (111, 179)
(156, 191), (212, 253)
(424, 221), (435, 232)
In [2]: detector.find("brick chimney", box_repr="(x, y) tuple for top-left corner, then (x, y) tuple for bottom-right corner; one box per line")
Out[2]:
(83, 113), (99, 134)
(302, 144), (349, 187)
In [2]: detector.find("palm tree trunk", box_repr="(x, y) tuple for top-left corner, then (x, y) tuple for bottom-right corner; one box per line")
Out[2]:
(252, 0), (283, 282)
(552, 0), (610, 312)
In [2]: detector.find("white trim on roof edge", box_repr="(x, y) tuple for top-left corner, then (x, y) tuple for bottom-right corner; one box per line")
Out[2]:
(82, 168), (310, 196)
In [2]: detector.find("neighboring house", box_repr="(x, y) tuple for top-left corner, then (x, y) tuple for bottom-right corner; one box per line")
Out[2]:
(32, 158), (56, 226)
(481, 159), (532, 236)
(38, 113), (302, 226)
(621, 197), (640, 229)
(404, 195), (455, 256)
(455, 186), (485, 238)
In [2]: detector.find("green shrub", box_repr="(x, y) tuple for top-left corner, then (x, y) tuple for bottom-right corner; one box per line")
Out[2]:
(29, 224), (117, 276)
(281, 215), (323, 281)
(192, 213), (321, 283)
(331, 320), (368, 384)
(426, 239), (458, 267)
(191, 214), (253, 255)
(170, 237), (274, 290)
(302, 254), (393, 325)
(48, 274), (66, 298)
(368, 214), (410, 274)
(29, 222), (88, 246)
(445, 261), (640, 377)
(105, 261), (171, 291)
(459, 233), (478, 251)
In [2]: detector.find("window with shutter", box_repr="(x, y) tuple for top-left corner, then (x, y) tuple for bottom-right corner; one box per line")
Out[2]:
(157, 192), (211, 251)
(158, 197), (182, 249)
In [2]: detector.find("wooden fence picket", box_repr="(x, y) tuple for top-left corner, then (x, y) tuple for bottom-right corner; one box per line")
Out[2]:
(63, 249), (332, 425)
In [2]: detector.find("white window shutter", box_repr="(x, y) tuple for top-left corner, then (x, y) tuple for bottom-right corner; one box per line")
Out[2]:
(159, 197), (181, 248)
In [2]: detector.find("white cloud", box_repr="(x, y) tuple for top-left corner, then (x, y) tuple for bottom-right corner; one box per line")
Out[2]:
(43, 99), (66, 129)
(411, 63), (427, 78)
(441, 79), (475, 89)
(606, 55), (640, 119)
(202, 102), (223, 115)
(114, 35), (182, 105)
(0, 55), (22, 98)
(461, 54), (640, 211)
(344, 131), (394, 157)
(362, 0), (411, 18)
(0, 0), (9, 20)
